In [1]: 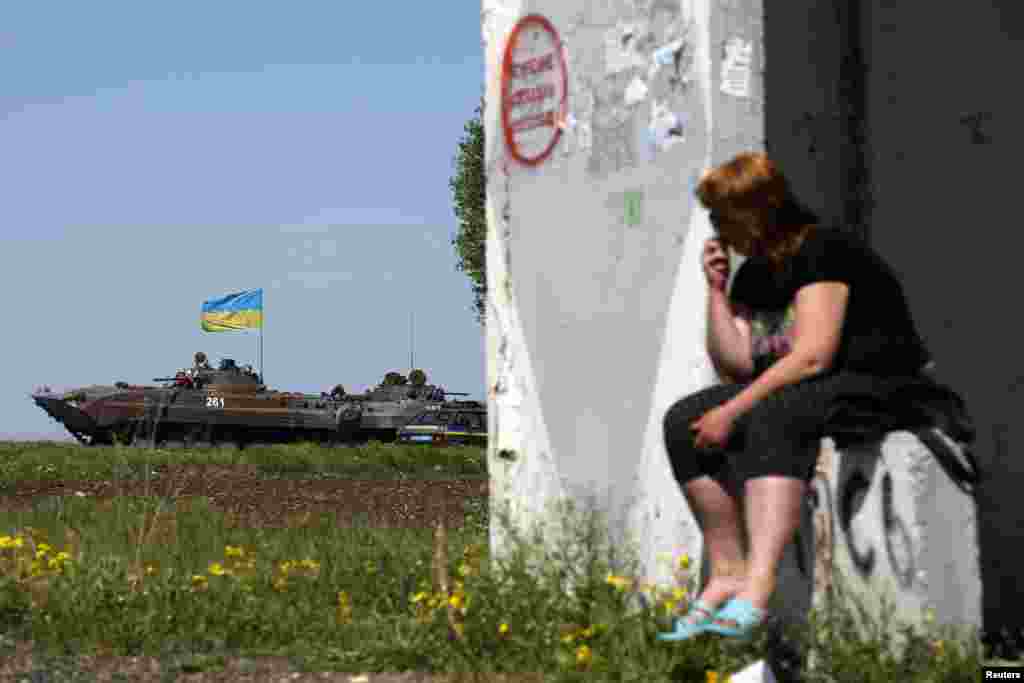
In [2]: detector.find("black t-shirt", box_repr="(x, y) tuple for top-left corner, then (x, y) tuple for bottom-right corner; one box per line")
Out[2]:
(729, 226), (931, 378)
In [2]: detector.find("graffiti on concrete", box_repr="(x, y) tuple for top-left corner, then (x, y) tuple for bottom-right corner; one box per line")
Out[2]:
(804, 442), (917, 593)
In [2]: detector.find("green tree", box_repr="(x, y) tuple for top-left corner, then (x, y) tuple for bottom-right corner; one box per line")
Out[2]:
(450, 100), (487, 325)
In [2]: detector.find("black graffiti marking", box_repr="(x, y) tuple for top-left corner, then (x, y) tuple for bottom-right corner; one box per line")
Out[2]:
(882, 472), (916, 588)
(793, 525), (807, 577)
(809, 453), (918, 590)
(839, 469), (876, 576)
(959, 111), (993, 144)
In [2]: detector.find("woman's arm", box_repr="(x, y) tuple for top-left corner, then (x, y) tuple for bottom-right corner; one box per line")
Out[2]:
(707, 289), (755, 383)
(721, 281), (849, 416)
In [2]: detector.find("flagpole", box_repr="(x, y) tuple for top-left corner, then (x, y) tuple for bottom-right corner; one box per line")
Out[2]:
(259, 290), (264, 385)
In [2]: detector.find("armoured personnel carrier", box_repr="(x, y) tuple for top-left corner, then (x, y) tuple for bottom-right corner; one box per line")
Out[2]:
(335, 369), (470, 442)
(30, 358), (364, 447)
(31, 360), (470, 448)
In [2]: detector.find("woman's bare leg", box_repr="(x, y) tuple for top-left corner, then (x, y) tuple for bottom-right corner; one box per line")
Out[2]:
(683, 476), (748, 608)
(735, 475), (806, 610)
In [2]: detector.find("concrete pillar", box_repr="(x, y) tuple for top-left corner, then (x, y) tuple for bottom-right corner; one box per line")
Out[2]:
(482, 0), (764, 592)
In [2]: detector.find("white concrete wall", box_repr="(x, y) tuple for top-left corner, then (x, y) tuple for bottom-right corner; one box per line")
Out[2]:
(482, 0), (764, 588)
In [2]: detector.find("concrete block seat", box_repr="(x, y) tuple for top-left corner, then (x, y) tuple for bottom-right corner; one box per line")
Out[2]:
(790, 428), (981, 637)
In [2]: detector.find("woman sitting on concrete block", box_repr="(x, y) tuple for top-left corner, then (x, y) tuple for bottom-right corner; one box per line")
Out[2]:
(658, 152), (973, 642)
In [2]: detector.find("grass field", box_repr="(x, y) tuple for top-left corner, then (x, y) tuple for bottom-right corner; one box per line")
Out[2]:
(0, 441), (1013, 681)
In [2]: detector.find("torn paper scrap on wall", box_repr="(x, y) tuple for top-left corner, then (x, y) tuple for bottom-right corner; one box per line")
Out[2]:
(649, 38), (685, 78)
(555, 114), (596, 158)
(720, 37), (754, 98)
(577, 120), (593, 152)
(625, 77), (650, 106)
(647, 101), (686, 154)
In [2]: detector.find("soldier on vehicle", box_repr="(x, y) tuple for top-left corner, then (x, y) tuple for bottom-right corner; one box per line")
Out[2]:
(193, 352), (212, 372)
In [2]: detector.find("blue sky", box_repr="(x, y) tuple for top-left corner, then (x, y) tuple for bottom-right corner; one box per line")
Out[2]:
(1, 2), (487, 439)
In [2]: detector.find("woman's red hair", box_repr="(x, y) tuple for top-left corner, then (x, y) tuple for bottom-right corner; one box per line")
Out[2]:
(695, 152), (819, 266)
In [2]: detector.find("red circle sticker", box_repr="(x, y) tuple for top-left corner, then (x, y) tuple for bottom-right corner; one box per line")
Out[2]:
(501, 14), (569, 166)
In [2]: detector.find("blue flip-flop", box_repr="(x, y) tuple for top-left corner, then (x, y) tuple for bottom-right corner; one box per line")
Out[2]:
(704, 598), (766, 640)
(656, 599), (717, 642)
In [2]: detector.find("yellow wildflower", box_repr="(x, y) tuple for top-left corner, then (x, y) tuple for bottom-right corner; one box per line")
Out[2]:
(336, 591), (353, 624)
(191, 575), (208, 591)
(706, 673), (719, 683)
(499, 622), (510, 635)
(411, 591), (428, 604)
(208, 562), (228, 576)
(224, 545), (245, 558)
(37, 543), (52, 554)
(672, 587), (687, 600)
(678, 554), (690, 569)
(605, 574), (632, 591)
(272, 577), (288, 592)
(449, 594), (463, 609)
(299, 558), (320, 572)
(55, 552), (71, 562)
(575, 644), (592, 666)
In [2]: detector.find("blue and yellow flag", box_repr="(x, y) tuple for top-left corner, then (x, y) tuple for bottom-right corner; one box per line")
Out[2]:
(201, 289), (263, 332)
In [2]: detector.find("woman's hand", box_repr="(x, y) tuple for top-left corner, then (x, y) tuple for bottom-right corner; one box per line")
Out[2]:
(690, 404), (739, 450)
(702, 238), (731, 292)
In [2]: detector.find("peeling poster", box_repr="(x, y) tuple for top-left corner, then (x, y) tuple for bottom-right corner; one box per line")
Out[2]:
(577, 120), (593, 152)
(649, 38), (685, 79)
(647, 101), (685, 153)
(720, 37), (753, 98)
(624, 77), (649, 106)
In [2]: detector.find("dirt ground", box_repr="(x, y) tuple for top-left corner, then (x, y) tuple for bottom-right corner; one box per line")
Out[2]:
(0, 464), (489, 529)
(0, 465), (510, 682)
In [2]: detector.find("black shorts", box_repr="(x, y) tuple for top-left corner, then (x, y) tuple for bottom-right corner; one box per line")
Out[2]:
(662, 371), (921, 485)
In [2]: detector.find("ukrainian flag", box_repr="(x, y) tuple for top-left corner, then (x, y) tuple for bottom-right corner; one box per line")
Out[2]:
(201, 289), (263, 332)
